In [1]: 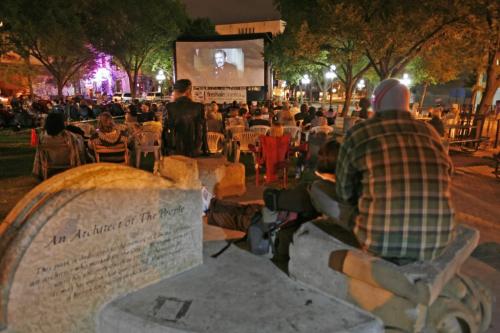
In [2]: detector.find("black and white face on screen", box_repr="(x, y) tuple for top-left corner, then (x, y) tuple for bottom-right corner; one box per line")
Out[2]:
(175, 38), (265, 87)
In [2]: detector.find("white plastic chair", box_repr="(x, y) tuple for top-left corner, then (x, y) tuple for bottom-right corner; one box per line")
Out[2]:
(250, 125), (271, 136)
(227, 125), (246, 137)
(310, 126), (333, 135)
(233, 131), (259, 163)
(135, 131), (161, 174)
(283, 125), (301, 146)
(207, 131), (225, 154)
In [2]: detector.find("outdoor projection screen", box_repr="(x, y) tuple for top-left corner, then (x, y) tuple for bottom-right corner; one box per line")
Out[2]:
(175, 38), (265, 87)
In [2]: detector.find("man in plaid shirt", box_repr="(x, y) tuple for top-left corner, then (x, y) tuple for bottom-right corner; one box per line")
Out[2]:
(336, 79), (454, 263)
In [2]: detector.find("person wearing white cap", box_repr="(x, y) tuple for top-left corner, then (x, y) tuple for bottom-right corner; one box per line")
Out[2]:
(335, 78), (454, 264)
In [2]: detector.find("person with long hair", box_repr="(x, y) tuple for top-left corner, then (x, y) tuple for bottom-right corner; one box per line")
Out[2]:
(91, 112), (127, 146)
(32, 112), (86, 179)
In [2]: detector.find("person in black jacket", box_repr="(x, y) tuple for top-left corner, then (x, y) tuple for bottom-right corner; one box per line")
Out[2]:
(163, 79), (208, 157)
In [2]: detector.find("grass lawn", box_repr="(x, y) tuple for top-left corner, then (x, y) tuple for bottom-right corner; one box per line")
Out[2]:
(0, 129), (38, 220)
(0, 129), (36, 179)
(0, 128), (318, 220)
(0, 128), (162, 220)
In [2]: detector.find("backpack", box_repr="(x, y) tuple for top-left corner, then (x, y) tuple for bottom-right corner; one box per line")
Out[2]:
(207, 198), (305, 258)
(206, 198), (262, 232)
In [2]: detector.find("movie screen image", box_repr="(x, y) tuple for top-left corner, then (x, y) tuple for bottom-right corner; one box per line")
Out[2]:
(175, 39), (265, 87)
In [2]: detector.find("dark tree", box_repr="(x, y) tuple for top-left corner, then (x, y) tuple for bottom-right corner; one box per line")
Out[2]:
(2, 0), (95, 98)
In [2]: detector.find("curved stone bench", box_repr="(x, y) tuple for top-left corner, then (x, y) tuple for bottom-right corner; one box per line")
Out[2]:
(289, 221), (492, 333)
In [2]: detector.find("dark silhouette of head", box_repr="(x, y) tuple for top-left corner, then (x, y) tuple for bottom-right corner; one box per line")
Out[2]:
(173, 79), (192, 94)
(316, 140), (341, 174)
(45, 112), (65, 136)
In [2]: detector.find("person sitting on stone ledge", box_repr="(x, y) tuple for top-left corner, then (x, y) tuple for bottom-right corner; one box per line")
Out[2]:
(32, 112), (86, 179)
(335, 78), (455, 265)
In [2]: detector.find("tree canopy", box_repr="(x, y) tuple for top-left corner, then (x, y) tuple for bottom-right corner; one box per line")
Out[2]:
(85, 0), (188, 97)
(2, 0), (95, 98)
(274, 0), (498, 112)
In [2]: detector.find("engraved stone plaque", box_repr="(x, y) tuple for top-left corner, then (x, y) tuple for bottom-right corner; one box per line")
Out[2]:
(0, 164), (203, 332)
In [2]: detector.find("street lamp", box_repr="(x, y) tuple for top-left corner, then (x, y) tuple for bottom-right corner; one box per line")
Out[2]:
(301, 74), (311, 103)
(400, 73), (412, 87)
(301, 74), (311, 85)
(325, 65), (337, 108)
(156, 69), (166, 93)
(281, 81), (287, 100)
(357, 79), (365, 91)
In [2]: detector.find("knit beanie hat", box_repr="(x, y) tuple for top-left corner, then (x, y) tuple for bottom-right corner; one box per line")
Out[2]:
(372, 78), (410, 112)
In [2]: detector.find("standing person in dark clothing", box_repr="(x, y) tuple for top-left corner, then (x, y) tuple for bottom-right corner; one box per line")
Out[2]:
(358, 97), (371, 120)
(428, 107), (445, 137)
(164, 79), (208, 157)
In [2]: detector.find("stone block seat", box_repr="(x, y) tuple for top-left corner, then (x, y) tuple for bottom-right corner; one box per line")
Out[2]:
(97, 243), (384, 333)
(289, 222), (493, 333)
(159, 155), (245, 198)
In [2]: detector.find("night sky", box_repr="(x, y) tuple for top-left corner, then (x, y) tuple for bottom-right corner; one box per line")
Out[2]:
(182, 0), (281, 24)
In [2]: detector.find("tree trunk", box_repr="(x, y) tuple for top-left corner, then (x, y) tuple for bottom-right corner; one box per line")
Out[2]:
(419, 82), (428, 112)
(470, 72), (482, 112)
(477, 51), (499, 115)
(73, 71), (81, 95)
(342, 84), (354, 116)
(125, 70), (135, 98)
(56, 79), (64, 100)
(132, 69), (139, 98)
(23, 57), (34, 99)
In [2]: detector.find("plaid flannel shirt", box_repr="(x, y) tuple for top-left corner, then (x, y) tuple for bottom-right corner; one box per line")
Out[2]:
(336, 110), (454, 261)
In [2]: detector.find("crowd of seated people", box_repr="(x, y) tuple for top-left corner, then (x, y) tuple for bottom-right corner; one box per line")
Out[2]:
(0, 93), (170, 132)
(32, 106), (162, 178)
(30, 96), (362, 180)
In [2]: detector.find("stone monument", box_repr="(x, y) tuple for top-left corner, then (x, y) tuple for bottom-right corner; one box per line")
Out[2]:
(0, 163), (203, 333)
